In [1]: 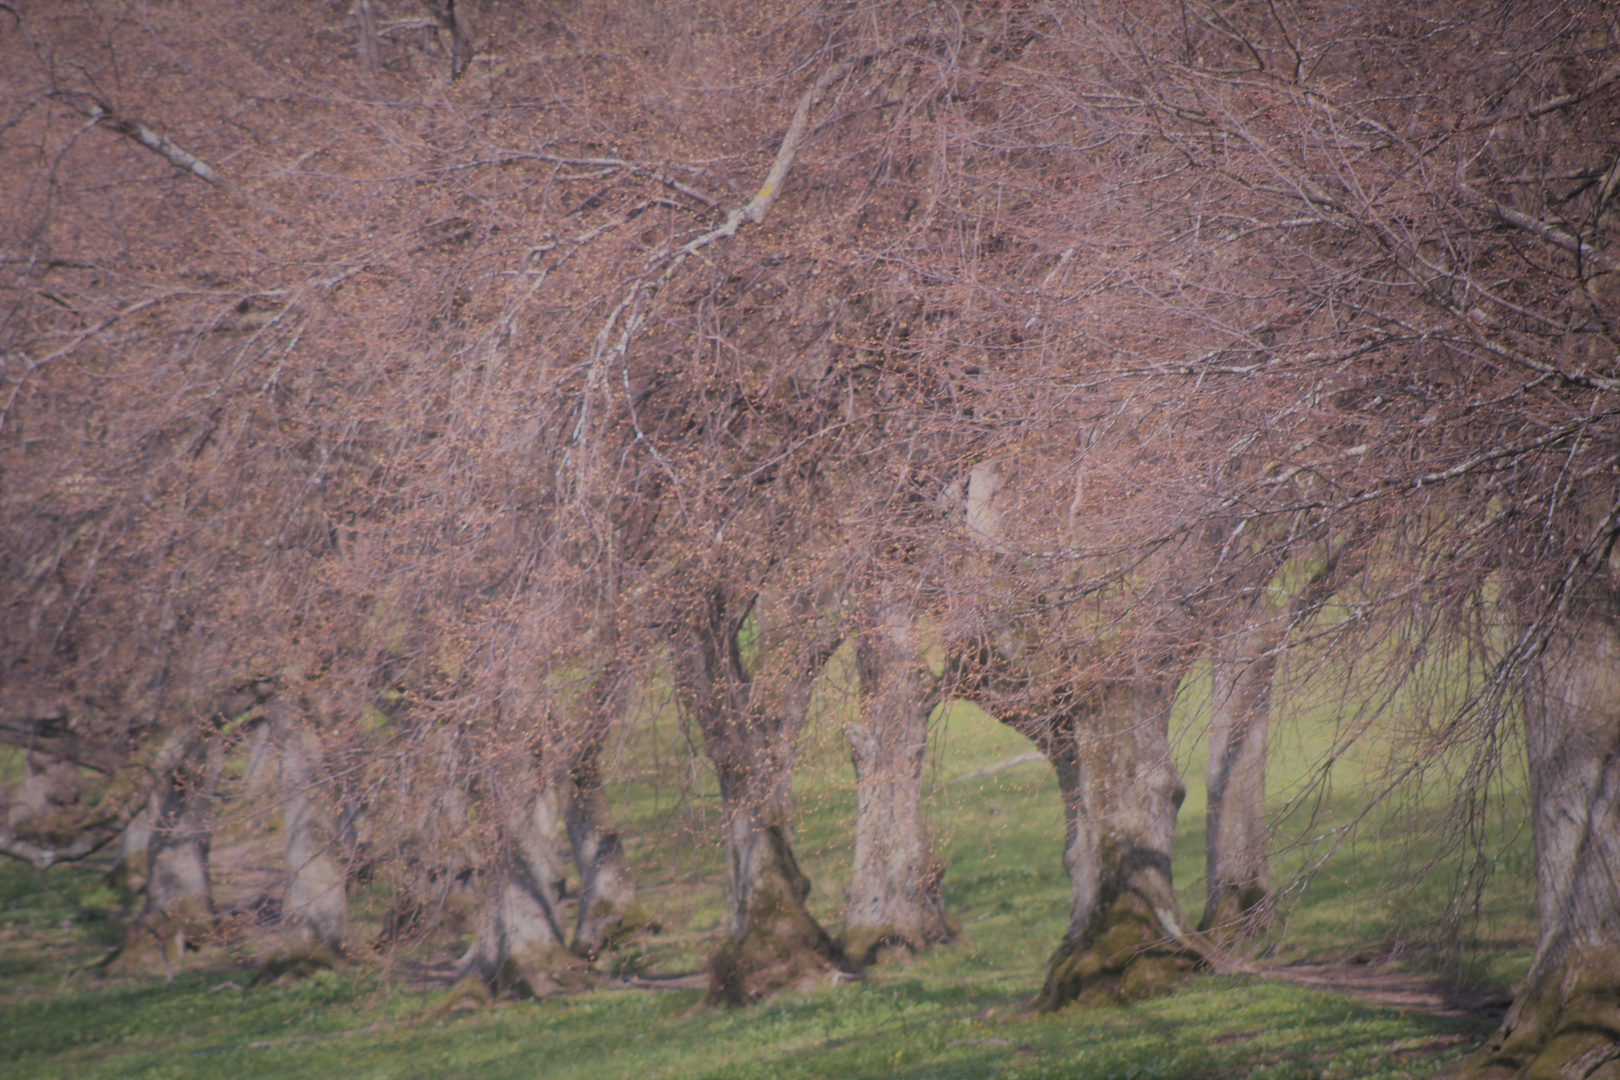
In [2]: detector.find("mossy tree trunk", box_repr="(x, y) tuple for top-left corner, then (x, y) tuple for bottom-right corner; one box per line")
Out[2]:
(960, 460), (1197, 1007)
(1201, 618), (1279, 938)
(676, 584), (850, 1005)
(458, 764), (581, 1000)
(1443, 581), (1620, 1080)
(105, 794), (158, 902)
(130, 737), (224, 973)
(560, 754), (644, 957)
(1010, 669), (1196, 1010)
(844, 593), (954, 964)
(273, 705), (348, 957)
(553, 659), (648, 958)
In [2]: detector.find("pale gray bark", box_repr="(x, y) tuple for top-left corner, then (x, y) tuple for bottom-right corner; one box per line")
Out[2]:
(459, 767), (574, 997)
(844, 593), (953, 961)
(674, 584), (849, 1004)
(354, 0), (381, 73)
(1523, 590), (1620, 986)
(241, 716), (278, 803)
(960, 459), (1195, 1005)
(135, 738), (224, 971)
(5, 751), (83, 828)
(561, 767), (640, 956)
(106, 793), (158, 897)
(273, 706), (348, 954)
(1197, 524), (1360, 938)
(1034, 669), (1193, 1009)
(1202, 619), (1277, 935)
(1451, 579), (1620, 1078)
(545, 658), (645, 957)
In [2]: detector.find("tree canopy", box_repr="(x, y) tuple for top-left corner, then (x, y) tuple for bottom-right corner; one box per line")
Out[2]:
(3, 3), (1617, 1077)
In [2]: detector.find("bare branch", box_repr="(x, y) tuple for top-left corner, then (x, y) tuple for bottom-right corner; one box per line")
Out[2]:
(1455, 181), (1620, 273)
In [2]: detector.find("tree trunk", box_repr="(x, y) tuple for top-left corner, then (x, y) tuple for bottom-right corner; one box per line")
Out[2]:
(844, 593), (954, 963)
(675, 584), (850, 1005)
(457, 764), (582, 1000)
(961, 459), (1197, 1007)
(549, 658), (650, 958)
(1443, 581), (1620, 1080)
(1201, 619), (1278, 937)
(1011, 669), (1196, 1010)
(560, 758), (645, 957)
(274, 707), (348, 957)
(4, 751), (83, 828)
(105, 793), (158, 904)
(127, 738), (223, 975)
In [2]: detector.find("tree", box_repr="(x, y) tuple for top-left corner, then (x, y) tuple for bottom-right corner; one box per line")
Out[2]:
(2, 9), (1615, 1072)
(1012, 2), (1620, 1069)
(673, 577), (851, 1004)
(843, 584), (955, 962)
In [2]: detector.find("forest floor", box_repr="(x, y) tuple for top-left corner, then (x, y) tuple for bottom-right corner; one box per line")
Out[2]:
(0, 672), (1534, 1080)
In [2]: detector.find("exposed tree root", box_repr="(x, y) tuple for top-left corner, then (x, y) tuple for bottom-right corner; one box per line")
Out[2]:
(706, 830), (852, 1006)
(1035, 891), (1198, 1010)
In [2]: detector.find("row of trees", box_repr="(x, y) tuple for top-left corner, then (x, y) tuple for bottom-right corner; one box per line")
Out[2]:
(3, 2), (1616, 1077)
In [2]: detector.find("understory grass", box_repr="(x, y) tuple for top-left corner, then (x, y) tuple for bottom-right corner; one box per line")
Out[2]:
(0, 669), (1530, 1080)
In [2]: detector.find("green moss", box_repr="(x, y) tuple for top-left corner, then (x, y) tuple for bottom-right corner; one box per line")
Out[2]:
(253, 943), (345, 985)
(840, 923), (898, 969)
(706, 838), (848, 1007)
(1197, 882), (1271, 940)
(1036, 894), (1195, 1011)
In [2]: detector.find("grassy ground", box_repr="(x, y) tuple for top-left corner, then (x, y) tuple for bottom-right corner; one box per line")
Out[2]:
(0, 672), (1530, 1080)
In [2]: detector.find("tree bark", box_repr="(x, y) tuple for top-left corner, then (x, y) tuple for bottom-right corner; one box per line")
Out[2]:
(549, 658), (650, 958)
(675, 584), (850, 1005)
(1001, 667), (1196, 1010)
(273, 706), (348, 957)
(1201, 618), (1278, 938)
(1443, 580), (1620, 1080)
(124, 738), (223, 975)
(960, 459), (1197, 1007)
(843, 593), (954, 963)
(560, 755), (645, 957)
(4, 751), (83, 828)
(104, 793), (158, 904)
(458, 770), (581, 999)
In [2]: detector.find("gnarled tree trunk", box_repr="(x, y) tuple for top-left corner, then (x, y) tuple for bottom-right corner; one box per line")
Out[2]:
(273, 705), (348, 958)
(128, 737), (224, 974)
(960, 458), (1198, 1007)
(458, 768), (581, 1000)
(1005, 667), (1196, 1010)
(675, 584), (850, 1005)
(844, 593), (954, 963)
(1444, 581), (1620, 1079)
(560, 756), (644, 957)
(552, 659), (649, 958)
(1201, 619), (1278, 938)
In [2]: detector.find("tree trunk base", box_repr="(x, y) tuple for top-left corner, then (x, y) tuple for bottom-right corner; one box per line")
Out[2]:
(252, 942), (345, 985)
(574, 898), (660, 959)
(706, 863), (851, 1006)
(1197, 882), (1272, 942)
(842, 911), (957, 969)
(1436, 966), (1620, 1080)
(453, 948), (594, 1004)
(440, 952), (594, 1010)
(1035, 893), (1196, 1011)
(101, 904), (213, 978)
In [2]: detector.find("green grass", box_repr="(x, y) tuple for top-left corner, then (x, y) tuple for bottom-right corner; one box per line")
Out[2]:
(0, 678), (1527, 1080)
